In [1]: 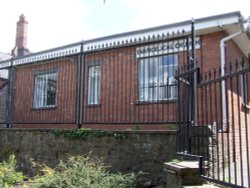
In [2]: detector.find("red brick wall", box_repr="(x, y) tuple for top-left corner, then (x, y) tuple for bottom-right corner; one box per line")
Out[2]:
(12, 58), (77, 125)
(197, 31), (245, 72)
(83, 46), (181, 125)
(11, 31), (247, 130)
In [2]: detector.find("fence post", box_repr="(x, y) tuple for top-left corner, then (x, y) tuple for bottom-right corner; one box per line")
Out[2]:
(76, 42), (84, 128)
(6, 59), (14, 128)
(191, 19), (197, 125)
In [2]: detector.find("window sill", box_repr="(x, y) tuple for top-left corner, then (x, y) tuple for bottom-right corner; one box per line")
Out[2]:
(135, 99), (178, 105)
(86, 104), (101, 108)
(32, 106), (57, 110)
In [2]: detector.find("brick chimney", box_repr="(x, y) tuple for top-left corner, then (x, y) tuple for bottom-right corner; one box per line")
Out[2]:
(11, 14), (30, 57)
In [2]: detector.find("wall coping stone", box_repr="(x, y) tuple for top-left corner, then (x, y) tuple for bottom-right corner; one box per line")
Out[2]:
(0, 128), (177, 135)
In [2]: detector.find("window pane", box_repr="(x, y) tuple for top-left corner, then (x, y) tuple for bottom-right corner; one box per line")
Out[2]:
(139, 54), (178, 101)
(46, 73), (57, 106)
(34, 75), (45, 108)
(34, 72), (57, 108)
(88, 66), (100, 105)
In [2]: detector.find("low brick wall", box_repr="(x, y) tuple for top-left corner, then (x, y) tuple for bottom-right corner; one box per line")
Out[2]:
(0, 129), (177, 186)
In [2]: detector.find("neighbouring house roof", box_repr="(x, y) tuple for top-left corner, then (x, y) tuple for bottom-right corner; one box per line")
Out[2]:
(0, 11), (249, 69)
(0, 53), (11, 79)
(0, 52), (12, 62)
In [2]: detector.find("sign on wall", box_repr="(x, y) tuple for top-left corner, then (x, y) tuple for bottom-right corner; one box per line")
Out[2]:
(136, 37), (200, 58)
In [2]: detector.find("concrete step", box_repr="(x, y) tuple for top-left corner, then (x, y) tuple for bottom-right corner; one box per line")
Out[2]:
(165, 161), (203, 188)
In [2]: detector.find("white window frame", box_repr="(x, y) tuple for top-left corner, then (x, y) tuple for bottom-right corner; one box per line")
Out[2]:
(240, 73), (248, 106)
(33, 72), (57, 108)
(88, 66), (100, 105)
(139, 54), (178, 102)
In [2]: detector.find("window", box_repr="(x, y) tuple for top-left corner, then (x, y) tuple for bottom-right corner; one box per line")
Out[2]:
(33, 72), (57, 108)
(241, 74), (248, 106)
(139, 54), (178, 101)
(88, 66), (100, 105)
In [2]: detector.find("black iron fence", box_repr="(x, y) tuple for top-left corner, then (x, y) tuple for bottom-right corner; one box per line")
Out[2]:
(0, 33), (194, 129)
(177, 57), (250, 187)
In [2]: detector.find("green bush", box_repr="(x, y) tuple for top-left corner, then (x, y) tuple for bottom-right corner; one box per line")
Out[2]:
(28, 155), (136, 188)
(52, 129), (128, 141)
(0, 155), (25, 188)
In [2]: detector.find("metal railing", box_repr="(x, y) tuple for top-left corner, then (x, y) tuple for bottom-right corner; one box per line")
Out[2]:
(177, 57), (250, 187)
(0, 33), (193, 128)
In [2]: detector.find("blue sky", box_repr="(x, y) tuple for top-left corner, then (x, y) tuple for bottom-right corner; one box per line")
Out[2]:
(0, 0), (249, 53)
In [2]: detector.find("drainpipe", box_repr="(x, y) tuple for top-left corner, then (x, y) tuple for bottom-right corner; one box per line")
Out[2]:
(220, 30), (243, 131)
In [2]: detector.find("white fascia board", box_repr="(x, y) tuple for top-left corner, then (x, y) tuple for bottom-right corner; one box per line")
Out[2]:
(195, 15), (240, 31)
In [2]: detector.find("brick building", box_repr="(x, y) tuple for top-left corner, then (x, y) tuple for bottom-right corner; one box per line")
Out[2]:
(0, 11), (249, 130)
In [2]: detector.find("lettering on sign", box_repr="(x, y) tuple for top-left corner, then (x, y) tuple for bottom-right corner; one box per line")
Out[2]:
(136, 37), (200, 58)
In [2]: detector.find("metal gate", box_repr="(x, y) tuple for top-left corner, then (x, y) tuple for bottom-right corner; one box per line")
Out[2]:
(176, 22), (250, 187)
(176, 21), (198, 155)
(197, 58), (250, 188)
